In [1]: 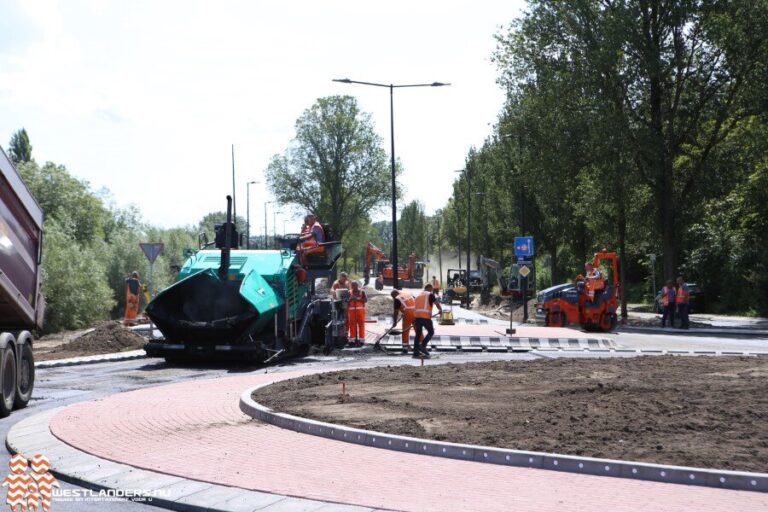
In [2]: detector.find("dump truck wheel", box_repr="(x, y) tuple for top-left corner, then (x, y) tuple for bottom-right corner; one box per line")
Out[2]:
(14, 343), (34, 410)
(0, 346), (17, 418)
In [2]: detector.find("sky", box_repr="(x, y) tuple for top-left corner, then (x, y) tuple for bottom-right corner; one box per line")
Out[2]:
(0, 0), (524, 233)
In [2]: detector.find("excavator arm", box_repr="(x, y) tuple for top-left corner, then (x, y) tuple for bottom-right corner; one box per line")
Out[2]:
(365, 242), (389, 269)
(479, 256), (507, 293)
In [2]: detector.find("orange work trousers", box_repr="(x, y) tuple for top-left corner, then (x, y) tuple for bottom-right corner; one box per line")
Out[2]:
(401, 313), (414, 347)
(348, 308), (366, 339)
(124, 292), (139, 324)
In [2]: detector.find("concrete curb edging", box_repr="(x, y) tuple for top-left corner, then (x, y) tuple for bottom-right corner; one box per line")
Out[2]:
(6, 408), (375, 512)
(376, 334), (616, 352)
(240, 381), (768, 494)
(35, 350), (148, 369)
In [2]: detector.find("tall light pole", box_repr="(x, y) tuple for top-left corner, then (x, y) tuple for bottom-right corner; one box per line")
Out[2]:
(333, 78), (450, 289)
(246, 180), (259, 249)
(273, 209), (280, 249)
(264, 201), (272, 250)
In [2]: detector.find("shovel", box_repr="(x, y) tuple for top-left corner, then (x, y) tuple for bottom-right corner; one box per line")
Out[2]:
(372, 316), (402, 351)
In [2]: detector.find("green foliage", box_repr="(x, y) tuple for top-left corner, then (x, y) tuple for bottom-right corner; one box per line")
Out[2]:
(432, 0), (768, 314)
(265, 95), (396, 242)
(17, 161), (109, 245)
(40, 220), (115, 332)
(398, 201), (427, 262)
(8, 128), (32, 164)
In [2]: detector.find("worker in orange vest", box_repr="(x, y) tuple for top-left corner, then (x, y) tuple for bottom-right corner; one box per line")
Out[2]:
(675, 276), (690, 329)
(124, 271), (141, 325)
(347, 281), (367, 347)
(297, 214), (326, 264)
(660, 279), (676, 328)
(413, 283), (443, 358)
(391, 289), (416, 352)
(430, 275), (441, 298)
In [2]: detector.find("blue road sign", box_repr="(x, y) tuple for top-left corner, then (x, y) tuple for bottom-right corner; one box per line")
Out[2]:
(514, 236), (534, 258)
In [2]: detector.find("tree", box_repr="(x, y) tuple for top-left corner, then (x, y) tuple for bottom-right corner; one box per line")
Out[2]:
(17, 161), (109, 245)
(8, 128), (32, 164)
(398, 201), (428, 262)
(41, 220), (115, 332)
(495, 0), (768, 280)
(265, 96), (395, 243)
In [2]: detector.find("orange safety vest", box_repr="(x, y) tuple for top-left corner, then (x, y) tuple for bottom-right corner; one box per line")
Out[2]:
(661, 286), (671, 307)
(676, 284), (689, 304)
(348, 291), (366, 311)
(414, 291), (433, 319)
(397, 292), (416, 316)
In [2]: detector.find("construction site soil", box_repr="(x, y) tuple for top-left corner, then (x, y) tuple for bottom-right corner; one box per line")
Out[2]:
(35, 321), (146, 361)
(254, 356), (768, 472)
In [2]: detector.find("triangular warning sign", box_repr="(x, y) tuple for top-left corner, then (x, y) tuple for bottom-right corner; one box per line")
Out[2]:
(139, 243), (164, 263)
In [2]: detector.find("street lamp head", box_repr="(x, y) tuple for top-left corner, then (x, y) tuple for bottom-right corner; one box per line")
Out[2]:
(248, 180), (259, 185)
(332, 78), (352, 84)
(431, 82), (451, 87)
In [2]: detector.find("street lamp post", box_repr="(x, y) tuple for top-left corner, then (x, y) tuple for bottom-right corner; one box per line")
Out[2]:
(333, 78), (450, 289)
(273, 209), (280, 249)
(246, 180), (259, 249)
(264, 201), (272, 250)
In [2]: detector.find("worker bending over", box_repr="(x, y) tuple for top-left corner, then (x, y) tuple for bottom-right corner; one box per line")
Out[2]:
(124, 271), (141, 325)
(347, 281), (367, 347)
(584, 262), (605, 301)
(391, 289), (416, 352)
(297, 214), (325, 264)
(413, 283), (442, 358)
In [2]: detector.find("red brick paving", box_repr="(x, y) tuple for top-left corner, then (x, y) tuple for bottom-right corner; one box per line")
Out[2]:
(50, 372), (767, 512)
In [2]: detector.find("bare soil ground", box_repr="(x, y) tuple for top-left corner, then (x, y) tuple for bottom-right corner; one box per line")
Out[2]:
(254, 357), (768, 472)
(34, 321), (146, 361)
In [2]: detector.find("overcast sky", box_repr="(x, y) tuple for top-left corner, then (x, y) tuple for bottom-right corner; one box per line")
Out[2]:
(0, 0), (524, 233)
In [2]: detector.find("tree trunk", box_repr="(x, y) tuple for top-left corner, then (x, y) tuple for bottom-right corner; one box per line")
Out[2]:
(618, 201), (628, 321)
(550, 248), (558, 286)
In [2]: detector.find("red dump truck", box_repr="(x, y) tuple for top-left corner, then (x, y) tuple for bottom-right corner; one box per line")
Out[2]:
(0, 146), (43, 417)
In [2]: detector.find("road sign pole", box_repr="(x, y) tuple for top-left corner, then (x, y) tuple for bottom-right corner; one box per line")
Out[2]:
(522, 274), (528, 324)
(139, 242), (164, 339)
(149, 261), (154, 339)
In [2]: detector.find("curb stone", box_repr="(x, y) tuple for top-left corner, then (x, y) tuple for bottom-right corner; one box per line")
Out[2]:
(35, 350), (149, 369)
(240, 382), (768, 494)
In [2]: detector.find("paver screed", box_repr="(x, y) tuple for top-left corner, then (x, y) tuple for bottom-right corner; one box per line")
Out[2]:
(49, 372), (767, 512)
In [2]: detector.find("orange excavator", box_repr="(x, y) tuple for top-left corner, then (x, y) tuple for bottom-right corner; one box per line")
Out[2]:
(364, 242), (425, 289)
(536, 250), (620, 332)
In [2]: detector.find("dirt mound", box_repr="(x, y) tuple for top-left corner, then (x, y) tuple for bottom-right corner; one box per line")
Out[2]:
(255, 357), (768, 472)
(366, 294), (393, 317)
(38, 321), (146, 361)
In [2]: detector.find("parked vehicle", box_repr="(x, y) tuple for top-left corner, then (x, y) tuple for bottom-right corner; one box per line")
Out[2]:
(0, 146), (44, 417)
